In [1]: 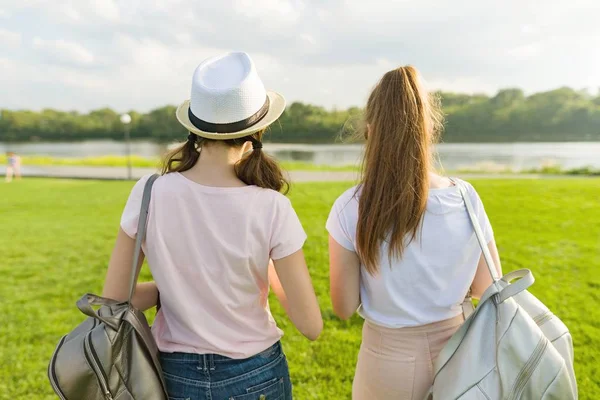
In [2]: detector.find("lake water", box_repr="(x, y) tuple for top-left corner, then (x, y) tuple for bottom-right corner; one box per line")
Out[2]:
(1, 141), (598, 171)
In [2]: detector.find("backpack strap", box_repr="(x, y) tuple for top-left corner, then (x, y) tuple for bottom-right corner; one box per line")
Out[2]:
(451, 178), (534, 303)
(128, 174), (160, 303)
(450, 178), (499, 282)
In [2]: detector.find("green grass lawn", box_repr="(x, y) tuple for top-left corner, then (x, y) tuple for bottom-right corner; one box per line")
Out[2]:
(0, 178), (599, 399)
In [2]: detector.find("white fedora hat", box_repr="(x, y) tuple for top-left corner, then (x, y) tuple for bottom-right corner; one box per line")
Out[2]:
(176, 52), (286, 140)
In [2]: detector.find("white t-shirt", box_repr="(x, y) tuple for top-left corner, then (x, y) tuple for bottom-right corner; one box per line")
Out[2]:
(121, 173), (307, 358)
(326, 178), (494, 328)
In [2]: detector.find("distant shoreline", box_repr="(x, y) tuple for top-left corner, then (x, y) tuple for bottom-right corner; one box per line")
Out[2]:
(2, 154), (598, 176)
(2, 138), (600, 145)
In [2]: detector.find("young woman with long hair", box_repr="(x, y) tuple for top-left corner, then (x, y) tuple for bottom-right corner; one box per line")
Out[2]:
(102, 52), (322, 400)
(327, 66), (502, 399)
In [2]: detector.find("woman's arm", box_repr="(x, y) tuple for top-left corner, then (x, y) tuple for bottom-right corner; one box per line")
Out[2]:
(272, 250), (322, 341)
(328, 235), (361, 320)
(102, 228), (157, 311)
(268, 259), (290, 314)
(470, 239), (503, 299)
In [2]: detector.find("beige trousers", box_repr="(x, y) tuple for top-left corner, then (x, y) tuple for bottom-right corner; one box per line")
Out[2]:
(352, 315), (464, 400)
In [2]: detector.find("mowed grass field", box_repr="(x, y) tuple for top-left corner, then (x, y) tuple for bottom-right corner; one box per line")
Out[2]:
(0, 178), (599, 399)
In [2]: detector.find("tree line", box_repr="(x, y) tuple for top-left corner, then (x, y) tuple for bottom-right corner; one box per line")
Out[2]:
(1, 87), (599, 144)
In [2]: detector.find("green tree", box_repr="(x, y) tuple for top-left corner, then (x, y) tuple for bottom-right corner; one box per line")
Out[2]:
(1, 87), (599, 144)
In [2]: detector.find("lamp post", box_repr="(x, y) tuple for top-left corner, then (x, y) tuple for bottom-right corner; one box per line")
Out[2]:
(0, 109), (4, 152)
(120, 113), (132, 180)
(0, 109), (9, 153)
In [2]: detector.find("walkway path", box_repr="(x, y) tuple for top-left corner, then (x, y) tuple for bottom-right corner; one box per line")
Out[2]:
(0, 165), (359, 182)
(0, 165), (572, 182)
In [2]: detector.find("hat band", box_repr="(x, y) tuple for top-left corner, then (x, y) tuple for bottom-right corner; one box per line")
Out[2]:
(188, 96), (270, 134)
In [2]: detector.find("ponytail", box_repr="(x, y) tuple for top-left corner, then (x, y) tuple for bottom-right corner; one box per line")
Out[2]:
(161, 134), (200, 174)
(356, 65), (443, 275)
(235, 131), (289, 194)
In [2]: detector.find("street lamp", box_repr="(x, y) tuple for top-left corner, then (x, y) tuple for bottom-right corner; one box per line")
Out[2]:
(120, 113), (132, 180)
(0, 109), (5, 152)
(0, 109), (9, 153)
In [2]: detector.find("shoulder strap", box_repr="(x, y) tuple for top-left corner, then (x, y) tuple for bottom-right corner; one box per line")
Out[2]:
(450, 178), (499, 282)
(127, 174), (160, 303)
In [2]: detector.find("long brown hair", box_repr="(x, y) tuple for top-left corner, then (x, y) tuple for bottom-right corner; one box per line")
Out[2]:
(356, 66), (443, 275)
(161, 130), (289, 193)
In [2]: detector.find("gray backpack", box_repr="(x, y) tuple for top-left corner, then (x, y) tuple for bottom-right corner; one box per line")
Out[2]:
(425, 181), (578, 399)
(48, 174), (167, 400)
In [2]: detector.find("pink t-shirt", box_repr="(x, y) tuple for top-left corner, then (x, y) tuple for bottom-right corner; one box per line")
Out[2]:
(121, 173), (307, 359)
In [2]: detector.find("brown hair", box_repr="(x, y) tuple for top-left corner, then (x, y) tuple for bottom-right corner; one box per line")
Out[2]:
(161, 130), (289, 193)
(356, 65), (443, 275)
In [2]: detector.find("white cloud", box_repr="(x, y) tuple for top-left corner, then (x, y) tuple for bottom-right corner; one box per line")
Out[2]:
(315, 8), (330, 21)
(234, 0), (305, 21)
(0, 28), (21, 47)
(520, 25), (539, 35)
(298, 33), (322, 53)
(61, 4), (82, 22)
(32, 37), (95, 66)
(0, 0), (599, 111)
(427, 77), (499, 96)
(299, 33), (316, 46)
(90, 0), (120, 22)
(375, 58), (394, 69)
(174, 33), (192, 46)
(0, 56), (17, 70)
(507, 43), (543, 60)
(0, 56), (113, 111)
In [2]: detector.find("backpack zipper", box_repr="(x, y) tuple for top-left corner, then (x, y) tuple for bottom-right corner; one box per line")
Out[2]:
(84, 332), (113, 400)
(48, 336), (68, 400)
(507, 338), (548, 400)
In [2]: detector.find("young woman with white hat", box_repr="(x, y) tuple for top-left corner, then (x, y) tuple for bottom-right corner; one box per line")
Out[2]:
(102, 52), (322, 400)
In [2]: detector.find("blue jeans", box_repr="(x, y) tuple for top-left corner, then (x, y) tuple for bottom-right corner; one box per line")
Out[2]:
(159, 341), (292, 400)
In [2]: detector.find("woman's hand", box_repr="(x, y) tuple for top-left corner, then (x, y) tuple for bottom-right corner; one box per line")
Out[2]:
(132, 282), (159, 311)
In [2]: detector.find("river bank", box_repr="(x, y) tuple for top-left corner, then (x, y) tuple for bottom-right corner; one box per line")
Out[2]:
(1, 154), (598, 177)
(2, 164), (595, 182)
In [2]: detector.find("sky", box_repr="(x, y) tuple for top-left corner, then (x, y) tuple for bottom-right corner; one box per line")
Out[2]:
(0, 0), (599, 113)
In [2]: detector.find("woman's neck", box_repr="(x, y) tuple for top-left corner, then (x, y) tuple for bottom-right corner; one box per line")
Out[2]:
(182, 143), (248, 187)
(429, 172), (454, 189)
